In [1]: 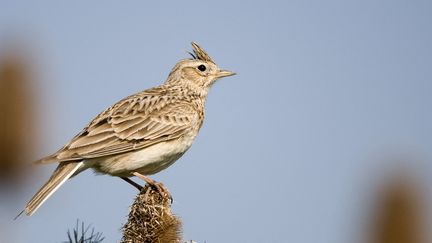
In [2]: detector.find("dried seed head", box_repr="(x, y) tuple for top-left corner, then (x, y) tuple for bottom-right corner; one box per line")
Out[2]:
(121, 184), (182, 243)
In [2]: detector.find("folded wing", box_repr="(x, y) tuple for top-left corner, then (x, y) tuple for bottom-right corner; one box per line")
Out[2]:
(38, 90), (200, 163)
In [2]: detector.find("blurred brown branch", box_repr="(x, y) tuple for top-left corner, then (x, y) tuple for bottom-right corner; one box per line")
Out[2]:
(368, 174), (426, 243)
(0, 48), (36, 189)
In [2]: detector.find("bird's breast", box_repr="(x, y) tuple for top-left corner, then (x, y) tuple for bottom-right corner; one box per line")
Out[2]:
(89, 134), (196, 177)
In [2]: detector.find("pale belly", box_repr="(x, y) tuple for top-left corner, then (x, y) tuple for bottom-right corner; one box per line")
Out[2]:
(85, 138), (193, 177)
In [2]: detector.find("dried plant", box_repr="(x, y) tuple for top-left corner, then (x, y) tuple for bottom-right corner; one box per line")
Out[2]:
(64, 220), (105, 243)
(121, 184), (182, 243)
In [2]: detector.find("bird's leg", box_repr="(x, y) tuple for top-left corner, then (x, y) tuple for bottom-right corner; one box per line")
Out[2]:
(121, 177), (143, 191)
(132, 172), (172, 202)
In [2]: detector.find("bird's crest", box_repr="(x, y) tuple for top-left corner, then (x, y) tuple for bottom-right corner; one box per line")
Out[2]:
(189, 42), (215, 64)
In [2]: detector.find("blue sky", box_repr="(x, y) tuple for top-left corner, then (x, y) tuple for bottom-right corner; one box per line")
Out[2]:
(1, 1), (432, 242)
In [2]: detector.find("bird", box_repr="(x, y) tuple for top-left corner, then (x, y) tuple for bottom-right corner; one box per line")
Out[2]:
(20, 42), (235, 217)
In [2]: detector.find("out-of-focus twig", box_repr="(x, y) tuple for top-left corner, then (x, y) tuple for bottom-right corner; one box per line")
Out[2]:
(368, 175), (425, 243)
(0, 48), (36, 189)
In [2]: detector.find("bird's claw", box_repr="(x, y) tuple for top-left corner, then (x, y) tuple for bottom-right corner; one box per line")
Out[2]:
(132, 172), (173, 203)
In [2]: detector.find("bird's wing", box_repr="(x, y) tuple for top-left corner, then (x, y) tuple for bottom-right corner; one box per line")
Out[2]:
(37, 88), (200, 163)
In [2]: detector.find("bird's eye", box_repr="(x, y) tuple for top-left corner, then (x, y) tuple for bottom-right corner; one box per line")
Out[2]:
(197, 64), (206, 72)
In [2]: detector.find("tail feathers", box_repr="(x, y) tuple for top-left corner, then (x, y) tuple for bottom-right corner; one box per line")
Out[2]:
(34, 153), (77, 164)
(34, 154), (59, 164)
(24, 161), (84, 216)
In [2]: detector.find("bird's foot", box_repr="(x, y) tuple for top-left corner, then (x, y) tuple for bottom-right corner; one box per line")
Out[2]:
(132, 172), (172, 203)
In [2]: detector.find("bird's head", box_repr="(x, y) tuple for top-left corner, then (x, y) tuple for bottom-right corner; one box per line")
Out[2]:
(165, 42), (235, 95)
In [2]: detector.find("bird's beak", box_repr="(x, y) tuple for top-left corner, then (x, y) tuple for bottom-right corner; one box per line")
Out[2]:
(216, 69), (236, 78)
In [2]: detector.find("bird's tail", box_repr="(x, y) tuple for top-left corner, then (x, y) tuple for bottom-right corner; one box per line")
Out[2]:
(24, 161), (84, 216)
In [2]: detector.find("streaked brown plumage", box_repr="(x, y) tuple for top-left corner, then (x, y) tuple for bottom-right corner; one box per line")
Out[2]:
(22, 42), (235, 216)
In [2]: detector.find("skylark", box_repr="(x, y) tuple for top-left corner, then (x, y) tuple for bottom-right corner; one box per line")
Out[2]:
(22, 42), (235, 216)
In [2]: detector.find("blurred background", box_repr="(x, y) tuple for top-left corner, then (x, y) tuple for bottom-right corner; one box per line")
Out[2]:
(1, 1), (431, 242)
